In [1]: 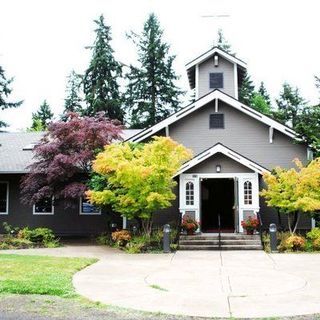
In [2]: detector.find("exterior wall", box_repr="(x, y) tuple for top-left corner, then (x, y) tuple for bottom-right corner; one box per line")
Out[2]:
(198, 56), (235, 98)
(0, 174), (121, 236)
(169, 101), (308, 170)
(185, 153), (253, 174)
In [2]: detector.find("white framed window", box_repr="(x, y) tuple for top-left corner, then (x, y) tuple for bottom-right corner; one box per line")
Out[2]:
(0, 182), (9, 215)
(79, 197), (101, 215)
(33, 197), (54, 215)
(186, 181), (194, 206)
(244, 181), (252, 205)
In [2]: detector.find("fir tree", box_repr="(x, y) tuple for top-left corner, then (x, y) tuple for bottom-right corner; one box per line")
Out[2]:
(83, 15), (123, 122)
(275, 82), (306, 128)
(0, 65), (22, 128)
(30, 100), (53, 131)
(251, 93), (271, 115)
(62, 70), (83, 119)
(125, 13), (184, 128)
(238, 72), (255, 106)
(258, 81), (271, 107)
(216, 29), (233, 54)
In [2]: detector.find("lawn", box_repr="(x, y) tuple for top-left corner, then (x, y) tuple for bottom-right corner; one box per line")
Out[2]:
(0, 254), (97, 297)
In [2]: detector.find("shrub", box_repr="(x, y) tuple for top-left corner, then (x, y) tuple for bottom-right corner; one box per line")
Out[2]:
(279, 234), (306, 252)
(306, 228), (320, 241)
(111, 230), (131, 247)
(312, 238), (320, 251)
(96, 233), (113, 246)
(0, 237), (34, 250)
(262, 232), (271, 253)
(18, 227), (55, 244)
(2, 222), (19, 236)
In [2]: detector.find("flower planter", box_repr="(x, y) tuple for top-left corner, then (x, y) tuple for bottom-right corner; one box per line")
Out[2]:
(246, 229), (254, 235)
(187, 230), (195, 235)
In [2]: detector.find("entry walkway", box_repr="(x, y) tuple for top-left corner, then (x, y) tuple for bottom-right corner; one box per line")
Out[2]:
(3, 243), (320, 318)
(73, 250), (320, 318)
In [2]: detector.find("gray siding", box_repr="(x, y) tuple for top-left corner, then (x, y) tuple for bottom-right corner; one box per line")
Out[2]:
(169, 101), (308, 170)
(198, 56), (235, 98)
(0, 174), (121, 235)
(186, 153), (253, 174)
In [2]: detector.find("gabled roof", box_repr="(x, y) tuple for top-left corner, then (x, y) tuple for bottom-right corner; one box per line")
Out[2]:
(185, 46), (247, 70)
(174, 143), (270, 176)
(128, 89), (298, 143)
(0, 130), (142, 173)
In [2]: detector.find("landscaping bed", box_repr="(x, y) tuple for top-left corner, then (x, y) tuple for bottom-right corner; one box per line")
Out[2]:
(0, 223), (60, 250)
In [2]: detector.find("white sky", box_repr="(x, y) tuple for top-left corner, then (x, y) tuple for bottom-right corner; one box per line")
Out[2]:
(1, 0), (320, 131)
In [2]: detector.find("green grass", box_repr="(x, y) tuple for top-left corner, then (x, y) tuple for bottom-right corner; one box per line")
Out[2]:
(149, 284), (168, 292)
(0, 254), (97, 297)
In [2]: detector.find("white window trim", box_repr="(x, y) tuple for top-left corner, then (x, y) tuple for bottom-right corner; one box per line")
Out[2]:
(33, 197), (54, 215)
(0, 181), (9, 215)
(243, 180), (253, 206)
(79, 197), (101, 215)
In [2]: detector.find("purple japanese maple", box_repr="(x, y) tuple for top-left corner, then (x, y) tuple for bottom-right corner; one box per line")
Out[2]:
(21, 112), (122, 207)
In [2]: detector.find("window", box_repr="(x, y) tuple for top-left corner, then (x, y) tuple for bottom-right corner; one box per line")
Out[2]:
(80, 197), (101, 215)
(244, 181), (252, 205)
(186, 182), (194, 206)
(0, 182), (8, 214)
(209, 114), (224, 129)
(209, 73), (223, 89)
(33, 198), (54, 215)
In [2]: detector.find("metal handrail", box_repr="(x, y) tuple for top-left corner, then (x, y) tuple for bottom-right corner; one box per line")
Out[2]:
(218, 213), (221, 250)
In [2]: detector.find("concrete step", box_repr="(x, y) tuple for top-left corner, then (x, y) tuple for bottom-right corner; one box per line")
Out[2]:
(179, 239), (262, 246)
(179, 244), (263, 251)
(179, 234), (260, 241)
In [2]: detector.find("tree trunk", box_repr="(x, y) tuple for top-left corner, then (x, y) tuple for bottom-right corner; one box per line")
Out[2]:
(142, 217), (153, 237)
(277, 209), (283, 230)
(287, 213), (293, 234)
(292, 212), (300, 234)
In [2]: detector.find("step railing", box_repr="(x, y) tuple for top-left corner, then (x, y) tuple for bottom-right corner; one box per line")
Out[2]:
(218, 213), (221, 250)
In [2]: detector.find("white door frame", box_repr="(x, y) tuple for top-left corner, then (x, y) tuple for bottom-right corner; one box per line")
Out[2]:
(179, 173), (260, 233)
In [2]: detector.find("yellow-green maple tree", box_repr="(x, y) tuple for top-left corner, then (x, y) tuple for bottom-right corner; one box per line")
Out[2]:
(261, 158), (320, 233)
(87, 136), (192, 234)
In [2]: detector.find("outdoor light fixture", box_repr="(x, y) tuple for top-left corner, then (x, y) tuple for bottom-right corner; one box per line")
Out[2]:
(216, 164), (221, 173)
(214, 55), (219, 67)
(163, 224), (171, 253)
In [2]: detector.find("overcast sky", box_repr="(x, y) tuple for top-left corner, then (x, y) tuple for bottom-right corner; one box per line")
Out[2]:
(1, 0), (320, 131)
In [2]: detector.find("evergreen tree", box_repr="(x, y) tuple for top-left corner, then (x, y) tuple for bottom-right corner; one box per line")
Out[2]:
(238, 72), (255, 106)
(275, 82), (306, 128)
(62, 70), (83, 119)
(83, 15), (123, 122)
(251, 93), (271, 115)
(30, 100), (53, 131)
(125, 13), (184, 128)
(258, 81), (271, 107)
(216, 29), (233, 54)
(0, 65), (22, 128)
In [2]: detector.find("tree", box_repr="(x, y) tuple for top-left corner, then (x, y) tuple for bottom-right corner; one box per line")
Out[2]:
(61, 70), (83, 120)
(83, 15), (123, 122)
(125, 13), (184, 129)
(216, 29), (233, 54)
(274, 83), (306, 128)
(261, 158), (320, 234)
(238, 72), (255, 106)
(0, 65), (22, 128)
(30, 100), (53, 131)
(251, 93), (271, 115)
(258, 81), (271, 107)
(295, 105), (320, 157)
(21, 113), (122, 207)
(87, 136), (192, 235)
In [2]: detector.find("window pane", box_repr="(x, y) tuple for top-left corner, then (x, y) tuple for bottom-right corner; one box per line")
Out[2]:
(35, 198), (53, 213)
(209, 114), (224, 129)
(81, 199), (100, 214)
(0, 183), (7, 213)
(209, 73), (223, 89)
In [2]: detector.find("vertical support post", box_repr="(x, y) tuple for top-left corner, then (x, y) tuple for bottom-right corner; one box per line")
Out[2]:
(195, 64), (199, 100)
(269, 127), (274, 144)
(122, 216), (127, 230)
(215, 98), (219, 113)
(234, 63), (238, 99)
(165, 126), (169, 137)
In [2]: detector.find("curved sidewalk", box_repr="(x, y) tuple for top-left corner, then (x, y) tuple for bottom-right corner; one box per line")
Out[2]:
(73, 250), (320, 319)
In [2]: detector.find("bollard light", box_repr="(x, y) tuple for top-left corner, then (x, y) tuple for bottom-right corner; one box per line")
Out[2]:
(269, 223), (278, 252)
(163, 224), (171, 253)
(132, 225), (138, 235)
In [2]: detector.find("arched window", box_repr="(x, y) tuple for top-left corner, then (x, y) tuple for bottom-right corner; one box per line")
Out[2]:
(244, 181), (252, 205)
(186, 181), (194, 206)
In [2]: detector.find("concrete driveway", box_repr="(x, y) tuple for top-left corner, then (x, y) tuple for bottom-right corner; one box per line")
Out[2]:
(73, 250), (320, 319)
